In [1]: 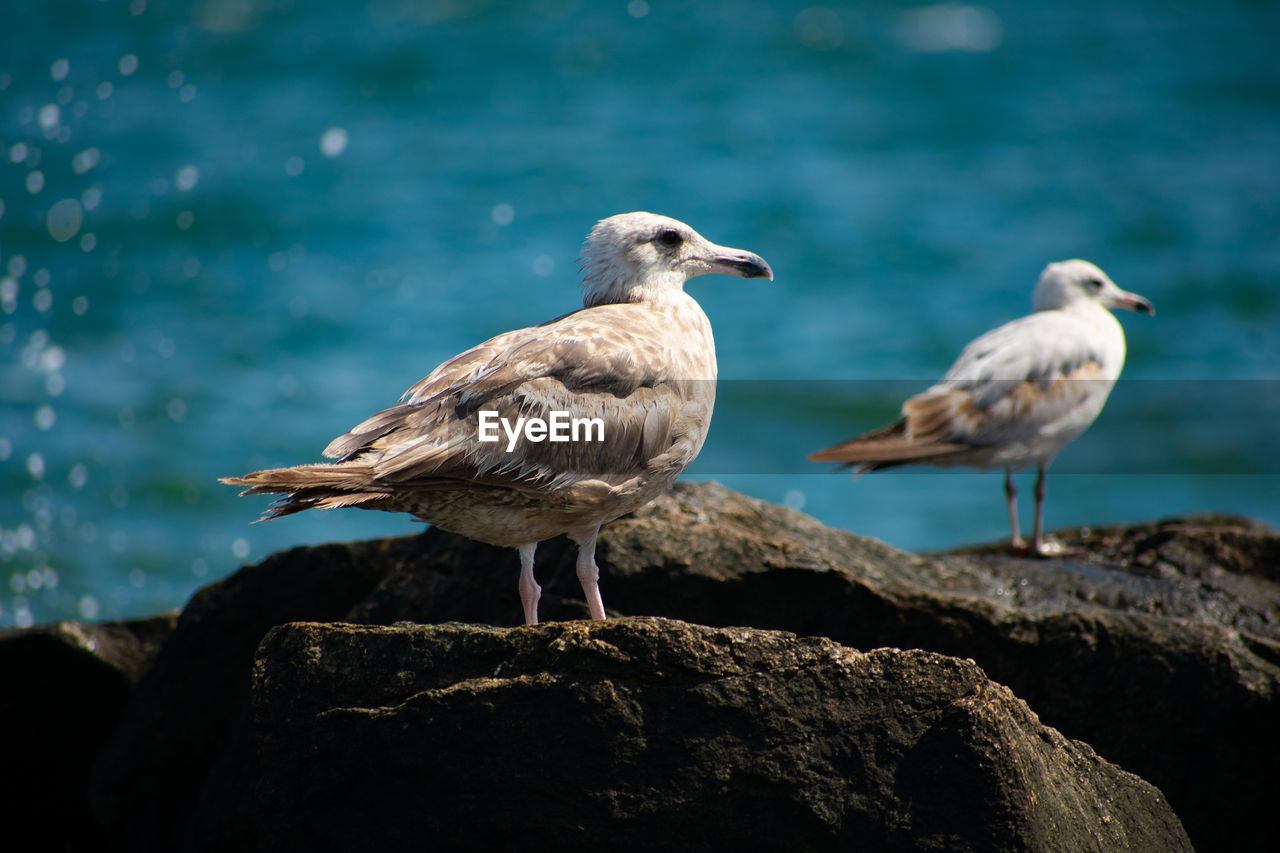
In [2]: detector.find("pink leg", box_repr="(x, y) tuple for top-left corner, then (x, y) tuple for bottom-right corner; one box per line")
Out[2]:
(516, 543), (540, 625)
(570, 527), (607, 621)
(1004, 469), (1025, 550)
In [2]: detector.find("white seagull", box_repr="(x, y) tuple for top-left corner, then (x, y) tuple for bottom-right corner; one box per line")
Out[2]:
(810, 260), (1153, 555)
(224, 212), (772, 623)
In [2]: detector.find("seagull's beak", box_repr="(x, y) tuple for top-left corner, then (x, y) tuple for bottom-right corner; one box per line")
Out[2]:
(1111, 289), (1155, 316)
(706, 247), (774, 281)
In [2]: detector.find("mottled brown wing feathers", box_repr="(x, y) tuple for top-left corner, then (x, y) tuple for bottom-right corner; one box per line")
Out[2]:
(364, 377), (695, 490)
(226, 298), (715, 519)
(394, 311), (664, 417)
(901, 392), (969, 444)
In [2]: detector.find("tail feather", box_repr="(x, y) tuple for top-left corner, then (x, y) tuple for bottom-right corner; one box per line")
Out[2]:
(808, 418), (971, 471)
(220, 463), (391, 521)
(221, 463), (376, 493)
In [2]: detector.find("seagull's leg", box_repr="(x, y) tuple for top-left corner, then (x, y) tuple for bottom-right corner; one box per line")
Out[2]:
(570, 526), (607, 621)
(1031, 465), (1047, 555)
(516, 542), (540, 625)
(1004, 469), (1025, 550)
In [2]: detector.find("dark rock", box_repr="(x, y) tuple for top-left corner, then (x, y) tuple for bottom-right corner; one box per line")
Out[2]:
(247, 618), (1189, 852)
(0, 616), (175, 850)
(598, 489), (1280, 852)
(89, 482), (1279, 851)
(89, 535), (390, 852)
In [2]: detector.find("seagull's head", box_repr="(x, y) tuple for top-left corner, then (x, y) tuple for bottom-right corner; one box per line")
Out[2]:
(580, 212), (772, 307)
(1033, 259), (1155, 316)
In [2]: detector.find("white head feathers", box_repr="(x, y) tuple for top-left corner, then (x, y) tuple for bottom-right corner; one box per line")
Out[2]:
(579, 212), (772, 308)
(1033, 259), (1155, 316)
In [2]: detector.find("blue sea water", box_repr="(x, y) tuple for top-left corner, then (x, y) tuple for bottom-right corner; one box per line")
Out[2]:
(2, 0), (1278, 627)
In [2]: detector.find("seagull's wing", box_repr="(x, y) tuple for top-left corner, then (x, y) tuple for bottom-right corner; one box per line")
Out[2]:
(905, 310), (1115, 448)
(810, 310), (1115, 467)
(322, 303), (709, 491)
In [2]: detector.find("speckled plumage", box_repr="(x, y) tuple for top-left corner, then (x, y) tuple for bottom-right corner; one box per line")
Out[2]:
(223, 212), (772, 623)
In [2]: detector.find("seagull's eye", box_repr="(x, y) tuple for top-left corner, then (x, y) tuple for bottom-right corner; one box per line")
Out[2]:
(1085, 278), (1104, 290)
(655, 229), (683, 248)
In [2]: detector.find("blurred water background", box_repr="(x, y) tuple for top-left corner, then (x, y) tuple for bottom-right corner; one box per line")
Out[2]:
(2, 0), (1278, 627)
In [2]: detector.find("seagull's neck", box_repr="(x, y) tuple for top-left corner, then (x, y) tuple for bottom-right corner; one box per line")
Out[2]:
(579, 277), (717, 382)
(583, 272), (686, 308)
(1057, 298), (1117, 328)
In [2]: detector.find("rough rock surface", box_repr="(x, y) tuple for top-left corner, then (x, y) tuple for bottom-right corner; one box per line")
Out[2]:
(0, 616), (175, 848)
(249, 618), (1187, 852)
(81, 482), (1277, 850)
(88, 535), (389, 851)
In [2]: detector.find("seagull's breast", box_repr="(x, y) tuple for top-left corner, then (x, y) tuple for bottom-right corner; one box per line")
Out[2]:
(646, 289), (718, 383)
(629, 291), (718, 472)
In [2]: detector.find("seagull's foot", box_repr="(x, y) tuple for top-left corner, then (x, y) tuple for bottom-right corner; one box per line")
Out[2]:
(1033, 538), (1082, 558)
(1012, 538), (1073, 559)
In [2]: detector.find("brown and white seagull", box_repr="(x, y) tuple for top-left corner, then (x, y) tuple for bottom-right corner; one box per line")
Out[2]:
(223, 212), (772, 623)
(809, 260), (1153, 555)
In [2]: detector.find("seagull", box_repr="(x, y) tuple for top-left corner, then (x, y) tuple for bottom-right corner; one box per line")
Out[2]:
(809, 260), (1153, 555)
(223, 212), (772, 623)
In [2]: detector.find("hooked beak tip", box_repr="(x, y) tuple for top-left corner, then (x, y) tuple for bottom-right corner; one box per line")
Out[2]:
(713, 253), (773, 281)
(1113, 291), (1154, 315)
(1129, 296), (1155, 316)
